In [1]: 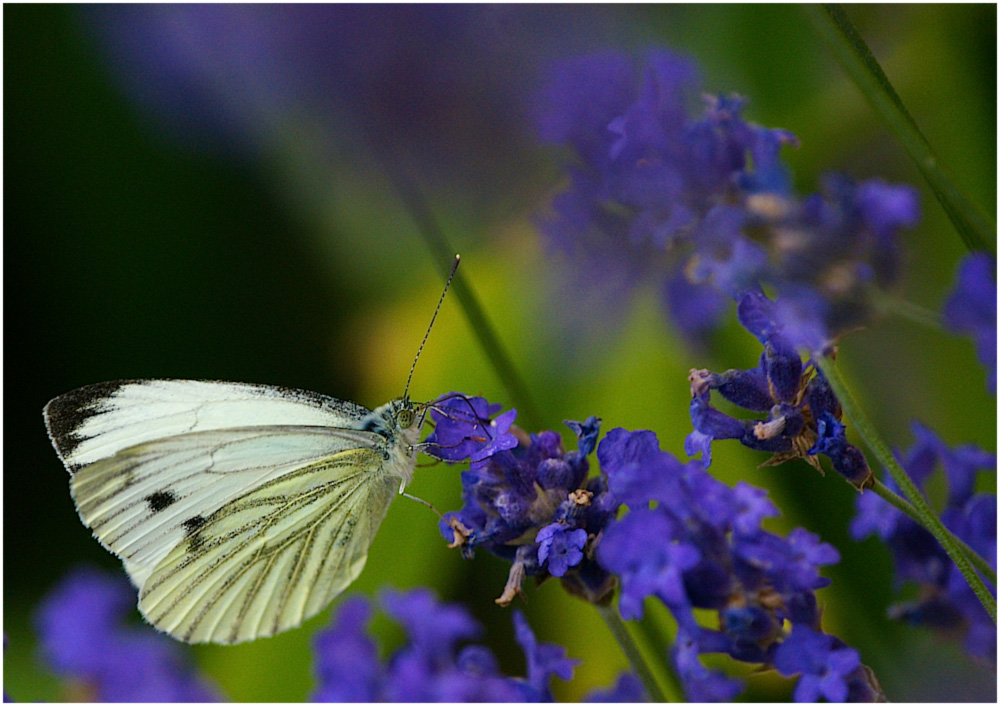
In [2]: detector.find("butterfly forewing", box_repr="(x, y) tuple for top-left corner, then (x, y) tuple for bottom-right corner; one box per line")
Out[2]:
(45, 379), (372, 472)
(44, 379), (418, 644)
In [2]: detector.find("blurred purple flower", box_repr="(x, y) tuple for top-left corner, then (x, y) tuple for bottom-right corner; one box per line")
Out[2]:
(382, 588), (481, 659)
(943, 252), (997, 393)
(425, 396), (617, 606)
(773, 626), (869, 703)
(536, 49), (919, 351)
(584, 673), (646, 702)
(83, 5), (635, 207)
(312, 589), (576, 702)
(672, 630), (744, 702)
(851, 422), (996, 663)
(313, 596), (379, 702)
(513, 610), (580, 700)
(34, 567), (220, 702)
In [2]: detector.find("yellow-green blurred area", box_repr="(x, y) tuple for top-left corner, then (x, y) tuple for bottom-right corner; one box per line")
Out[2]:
(4, 4), (995, 702)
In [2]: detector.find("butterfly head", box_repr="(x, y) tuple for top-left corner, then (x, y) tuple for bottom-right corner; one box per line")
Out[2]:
(393, 397), (416, 430)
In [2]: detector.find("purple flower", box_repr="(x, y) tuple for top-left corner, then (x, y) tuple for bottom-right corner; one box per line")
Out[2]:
(536, 49), (788, 344)
(944, 252), (997, 392)
(427, 395), (617, 606)
(686, 291), (873, 488)
(34, 567), (219, 702)
(313, 596), (379, 702)
(312, 590), (575, 702)
(424, 394), (518, 464)
(381, 588), (481, 659)
(598, 508), (701, 621)
(537, 49), (920, 349)
(850, 475), (903, 541)
(596, 427), (868, 694)
(850, 422), (996, 663)
(513, 610), (580, 699)
(731, 482), (780, 536)
(536, 523), (588, 577)
(773, 626), (863, 703)
(584, 673), (646, 702)
(673, 630), (744, 702)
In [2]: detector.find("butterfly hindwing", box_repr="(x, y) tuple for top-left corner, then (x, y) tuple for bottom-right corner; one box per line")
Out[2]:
(68, 425), (383, 588)
(138, 447), (399, 644)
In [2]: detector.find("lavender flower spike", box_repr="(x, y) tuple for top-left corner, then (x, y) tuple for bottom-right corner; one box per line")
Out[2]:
(312, 588), (577, 702)
(686, 290), (873, 488)
(596, 427), (881, 701)
(34, 567), (220, 702)
(944, 252), (997, 393)
(425, 394), (618, 606)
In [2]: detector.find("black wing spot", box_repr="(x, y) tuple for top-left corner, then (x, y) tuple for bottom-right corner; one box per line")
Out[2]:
(183, 515), (208, 552)
(183, 515), (206, 535)
(145, 490), (177, 513)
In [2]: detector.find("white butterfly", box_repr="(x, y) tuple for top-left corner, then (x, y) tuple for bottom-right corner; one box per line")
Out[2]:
(44, 257), (459, 645)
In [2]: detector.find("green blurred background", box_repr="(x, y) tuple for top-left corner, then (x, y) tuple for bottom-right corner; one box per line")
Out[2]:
(4, 4), (995, 702)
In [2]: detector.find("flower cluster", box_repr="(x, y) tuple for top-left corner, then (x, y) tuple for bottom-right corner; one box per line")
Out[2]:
(425, 395), (618, 606)
(851, 422), (997, 662)
(312, 588), (585, 702)
(686, 289), (872, 487)
(537, 49), (919, 351)
(33, 567), (219, 702)
(597, 427), (882, 702)
(944, 252), (997, 393)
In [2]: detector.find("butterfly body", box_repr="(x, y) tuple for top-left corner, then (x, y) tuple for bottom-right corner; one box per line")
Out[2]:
(44, 379), (423, 644)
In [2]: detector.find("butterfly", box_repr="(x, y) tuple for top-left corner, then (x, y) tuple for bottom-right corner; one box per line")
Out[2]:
(44, 257), (460, 645)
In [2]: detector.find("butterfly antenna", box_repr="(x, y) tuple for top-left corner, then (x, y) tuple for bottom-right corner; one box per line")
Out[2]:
(404, 254), (460, 400)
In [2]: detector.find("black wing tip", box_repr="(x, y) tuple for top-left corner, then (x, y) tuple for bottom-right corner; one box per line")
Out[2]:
(44, 380), (131, 464)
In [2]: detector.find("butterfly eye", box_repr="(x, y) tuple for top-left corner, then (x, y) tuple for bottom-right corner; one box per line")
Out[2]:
(397, 408), (415, 429)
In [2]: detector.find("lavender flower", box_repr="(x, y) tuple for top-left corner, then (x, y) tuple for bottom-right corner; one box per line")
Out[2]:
(536, 523), (588, 577)
(311, 588), (578, 702)
(537, 49), (919, 350)
(943, 252), (997, 392)
(584, 673), (646, 702)
(425, 394), (617, 606)
(773, 626), (877, 703)
(851, 422), (997, 663)
(596, 427), (880, 702)
(313, 597), (381, 702)
(686, 289), (872, 487)
(672, 631), (743, 702)
(34, 567), (219, 702)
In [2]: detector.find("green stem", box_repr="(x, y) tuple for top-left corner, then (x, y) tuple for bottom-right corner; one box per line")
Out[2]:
(805, 4), (996, 256)
(871, 479), (996, 585)
(634, 611), (686, 700)
(819, 357), (996, 621)
(595, 602), (670, 702)
(380, 170), (543, 429)
(356, 117), (543, 428)
(879, 297), (942, 332)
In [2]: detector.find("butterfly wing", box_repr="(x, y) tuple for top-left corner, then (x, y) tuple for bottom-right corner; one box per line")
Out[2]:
(44, 379), (402, 643)
(45, 379), (373, 472)
(138, 447), (398, 643)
